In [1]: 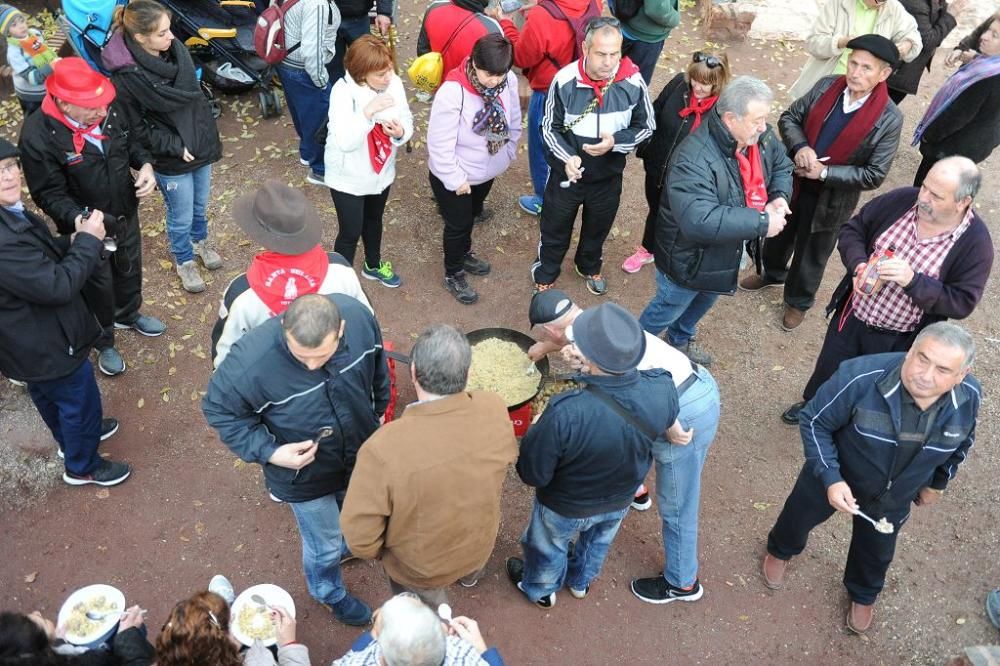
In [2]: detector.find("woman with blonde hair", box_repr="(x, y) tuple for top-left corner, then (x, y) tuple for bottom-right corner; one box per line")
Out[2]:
(102, 0), (223, 294)
(324, 34), (413, 289)
(622, 51), (731, 275)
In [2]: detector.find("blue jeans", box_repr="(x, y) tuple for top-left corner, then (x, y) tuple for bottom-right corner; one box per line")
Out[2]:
(27, 359), (103, 475)
(520, 500), (628, 600)
(654, 366), (720, 587)
(527, 91), (549, 198)
(155, 164), (212, 264)
(639, 270), (720, 346)
(276, 64), (332, 175)
(622, 37), (665, 86)
(289, 492), (348, 605)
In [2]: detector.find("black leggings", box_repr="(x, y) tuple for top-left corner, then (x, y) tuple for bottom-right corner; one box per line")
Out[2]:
(330, 186), (390, 267)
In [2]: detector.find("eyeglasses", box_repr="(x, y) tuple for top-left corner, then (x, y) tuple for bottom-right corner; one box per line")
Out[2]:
(692, 52), (723, 69)
(0, 161), (19, 177)
(584, 16), (621, 34)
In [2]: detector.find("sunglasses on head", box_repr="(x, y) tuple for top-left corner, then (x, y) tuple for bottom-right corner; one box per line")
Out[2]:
(585, 16), (621, 34)
(692, 52), (723, 69)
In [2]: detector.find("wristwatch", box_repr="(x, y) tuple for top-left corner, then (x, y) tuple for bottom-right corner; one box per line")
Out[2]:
(819, 167), (828, 182)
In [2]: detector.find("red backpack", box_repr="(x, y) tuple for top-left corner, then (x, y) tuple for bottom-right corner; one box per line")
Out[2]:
(538, 0), (602, 68)
(254, 0), (304, 65)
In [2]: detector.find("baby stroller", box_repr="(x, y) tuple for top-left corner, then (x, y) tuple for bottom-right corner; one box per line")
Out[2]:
(60, 0), (282, 118)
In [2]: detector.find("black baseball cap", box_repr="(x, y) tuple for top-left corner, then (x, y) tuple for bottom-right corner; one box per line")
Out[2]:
(529, 289), (574, 326)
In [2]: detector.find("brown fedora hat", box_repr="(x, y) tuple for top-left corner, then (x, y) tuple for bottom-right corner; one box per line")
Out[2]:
(233, 181), (323, 255)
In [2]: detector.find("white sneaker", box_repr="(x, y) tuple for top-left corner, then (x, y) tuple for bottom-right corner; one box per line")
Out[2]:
(208, 574), (236, 605)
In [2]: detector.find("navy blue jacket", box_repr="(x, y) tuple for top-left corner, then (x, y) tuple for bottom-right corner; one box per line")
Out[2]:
(518, 369), (679, 518)
(202, 294), (390, 502)
(801, 352), (980, 514)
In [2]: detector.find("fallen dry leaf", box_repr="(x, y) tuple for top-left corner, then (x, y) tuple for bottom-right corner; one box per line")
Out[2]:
(24, 571), (37, 583)
(95, 488), (110, 499)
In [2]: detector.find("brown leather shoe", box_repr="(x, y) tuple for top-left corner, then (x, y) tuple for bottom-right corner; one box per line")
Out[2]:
(781, 305), (806, 331)
(761, 553), (788, 590)
(847, 601), (875, 634)
(739, 274), (783, 292)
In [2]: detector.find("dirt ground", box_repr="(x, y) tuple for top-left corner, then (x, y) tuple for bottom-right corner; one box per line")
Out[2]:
(2, 5), (999, 665)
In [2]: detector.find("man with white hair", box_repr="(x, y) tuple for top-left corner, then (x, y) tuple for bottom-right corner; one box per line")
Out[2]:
(763, 322), (981, 634)
(330, 594), (504, 665)
(639, 75), (794, 366)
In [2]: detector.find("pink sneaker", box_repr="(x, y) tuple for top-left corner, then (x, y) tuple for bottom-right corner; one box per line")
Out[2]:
(622, 247), (654, 274)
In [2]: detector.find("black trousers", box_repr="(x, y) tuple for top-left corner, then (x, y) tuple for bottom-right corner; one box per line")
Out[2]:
(330, 186), (390, 267)
(80, 210), (143, 350)
(802, 305), (913, 401)
(639, 168), (661, 253)
(534, 173), (623, 284)
(761, 186), (838, 311)
(428, 172), (493, 276)
(767, 465), (908, 605)
(913, 153), (938, 188)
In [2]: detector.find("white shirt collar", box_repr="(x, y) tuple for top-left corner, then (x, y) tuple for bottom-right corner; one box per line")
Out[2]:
(842, 87), (872, 114)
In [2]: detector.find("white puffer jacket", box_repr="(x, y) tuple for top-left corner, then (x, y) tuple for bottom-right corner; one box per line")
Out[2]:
(323, 71), (414, 196)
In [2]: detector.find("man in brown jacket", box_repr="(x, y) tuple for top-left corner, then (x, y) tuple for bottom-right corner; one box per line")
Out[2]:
(341, 324), (518, 606)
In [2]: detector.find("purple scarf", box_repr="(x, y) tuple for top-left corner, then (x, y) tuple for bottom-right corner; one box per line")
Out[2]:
(912, 54), (1000, 145)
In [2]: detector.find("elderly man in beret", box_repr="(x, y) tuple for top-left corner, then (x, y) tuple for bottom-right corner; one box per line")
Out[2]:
(19, 57), (163, 377)
(211, 181), (372, 368)
(741, 35), (904, 332)
(507, 303), (683, 608)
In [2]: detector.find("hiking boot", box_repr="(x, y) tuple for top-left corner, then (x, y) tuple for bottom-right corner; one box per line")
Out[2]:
(193, 240), (223, 270)
(462, 253), (491, 276)
(575, 267), (607, 295)
(97, 347), (126, 376)
(306, 172), (326, 187)
(506, 557), (555, 609)
(63, 459), (131, 487)
(362, 260), (401, 288)
(675, 340), (712, 366)
(739, 274), (783, 292)
(631, 576), (704, 604)
(781, 305), (806, 331)
(208, 574), (236, 605)
(781, 401), (805, 426)
(115, 314), (166, 337)
(57, 418), (119, 460)
(847, 601), (875, 634)
(177, 260), (206, 293)
(518, 195), (542, 216)
(761, 553), (788, 590)
(445, 272), (478, 305)
(474, 209), (495, 224)
(631, 483), (652, 511)
(329, 594), (372, 626)
(622, 247), (654, 274)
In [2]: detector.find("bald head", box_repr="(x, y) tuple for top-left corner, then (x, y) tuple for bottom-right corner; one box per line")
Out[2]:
(927, 156), (980, 203)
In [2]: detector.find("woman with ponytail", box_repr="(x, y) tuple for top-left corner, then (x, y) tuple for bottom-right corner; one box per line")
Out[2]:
(101, 0), (223, 294)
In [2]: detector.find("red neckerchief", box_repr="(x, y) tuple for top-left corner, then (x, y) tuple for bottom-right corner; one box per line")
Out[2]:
(367, 124), (393, 174)
(735, 143), (768, 212)
(40, 94), (108, 153)
(576, 56), (640, 107)
(678, 93), (718, 131)
(245, 245), (330, 315)
(803, 77), (889, 165)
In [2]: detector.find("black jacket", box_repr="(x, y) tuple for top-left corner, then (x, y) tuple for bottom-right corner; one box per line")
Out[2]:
(919, 71), (1000, 164)
(0, 206), (104, 382)
(779, 76), (902, 233)
(636, 72), (697, 188)
(653, 108), (794, 294)
(888, 0), (957, 95)
(517, 370), (679, 518)
(336, 0), (392, 19)
(18, 104), (152, 235)
(202, 294), (390, 503)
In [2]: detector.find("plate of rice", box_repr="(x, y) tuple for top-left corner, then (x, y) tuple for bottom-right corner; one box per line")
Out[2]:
(57, 584), (126, 646)
(230, 583), (295, 647)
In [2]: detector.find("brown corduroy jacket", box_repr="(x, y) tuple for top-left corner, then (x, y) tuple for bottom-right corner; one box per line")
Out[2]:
(341, 391), (518, 589)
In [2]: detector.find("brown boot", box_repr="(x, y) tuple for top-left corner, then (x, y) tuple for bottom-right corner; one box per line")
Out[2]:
(781, 305), (806, 331)
(761, 553), (788, 590)
(847, 601), (875, 634)
(739, 274), (783, 292)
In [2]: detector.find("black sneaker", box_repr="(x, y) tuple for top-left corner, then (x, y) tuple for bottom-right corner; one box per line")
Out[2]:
(58, 418), (119, 460)
(631, 576), (704, 604)
(569, 584), (589, 599)
(474, 209), (495, 224)
(462, 253), (491, 276)
(506, 557), (555, 609)
(97, 347), (126, 376)
(445, 272), (478, 305)
(631, 484), (652, 511)
(63, 459), (131, 487)
(115, 314), (166, 337)
(782, 401), (805, 425)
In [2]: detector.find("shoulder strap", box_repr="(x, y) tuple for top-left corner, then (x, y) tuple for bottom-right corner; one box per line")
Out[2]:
(582, 383), (659, 441)
(441, 11), (479, 56)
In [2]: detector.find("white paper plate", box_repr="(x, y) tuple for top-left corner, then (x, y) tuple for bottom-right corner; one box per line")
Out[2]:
(230, 583), (295, 647)
(57, 584), (126, 646)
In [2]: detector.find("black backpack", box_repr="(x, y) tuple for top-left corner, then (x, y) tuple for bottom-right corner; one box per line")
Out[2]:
(613, 0), (642, 22)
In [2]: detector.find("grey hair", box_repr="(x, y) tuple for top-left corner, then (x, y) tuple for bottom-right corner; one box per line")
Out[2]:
(583, 17), (623, 48)
(378, 596), (446, 666)
(412, 324), (471, 396)
(715, 75), (773, 118)
(281, 294), (341, 348)
(933, 156), (981, 202)
(913, 321), (976, 370)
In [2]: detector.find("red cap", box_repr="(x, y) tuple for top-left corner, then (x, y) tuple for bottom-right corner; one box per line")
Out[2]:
(45, 57), (116, 108)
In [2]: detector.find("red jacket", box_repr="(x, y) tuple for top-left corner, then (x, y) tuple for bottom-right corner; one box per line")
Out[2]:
(499, 0), (602, 93)
(417, 1), (503, 91)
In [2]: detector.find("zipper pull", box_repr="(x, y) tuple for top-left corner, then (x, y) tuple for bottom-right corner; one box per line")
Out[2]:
(886, 479), (893, 491)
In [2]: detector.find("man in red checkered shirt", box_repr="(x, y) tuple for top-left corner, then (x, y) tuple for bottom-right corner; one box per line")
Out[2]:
(782, 156), (993, 424)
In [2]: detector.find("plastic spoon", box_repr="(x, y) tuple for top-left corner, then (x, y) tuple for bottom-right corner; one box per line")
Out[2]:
(559, 167), (585, 188)
(854, 508), (894, 534)
(85, 608), (147, 621)
(250, 594), (274, 610)
(437, 603), (453, 626)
